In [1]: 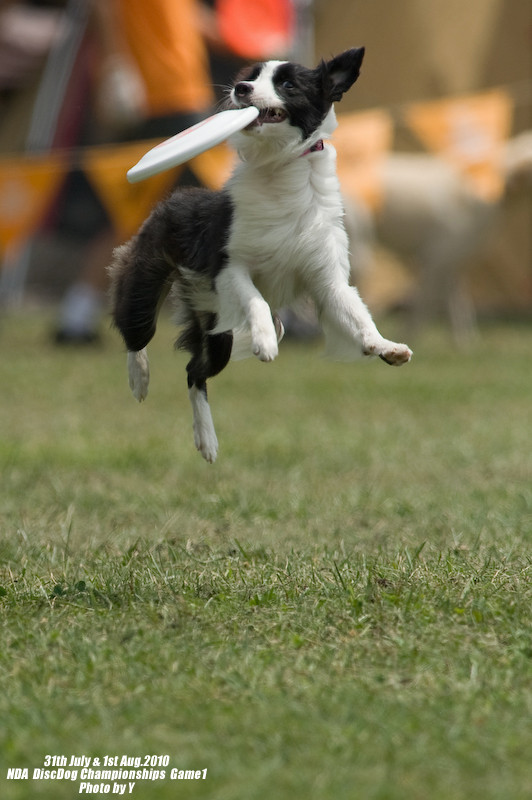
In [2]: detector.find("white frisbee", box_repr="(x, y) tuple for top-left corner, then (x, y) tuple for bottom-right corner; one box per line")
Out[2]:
(127, 107), (259, 183)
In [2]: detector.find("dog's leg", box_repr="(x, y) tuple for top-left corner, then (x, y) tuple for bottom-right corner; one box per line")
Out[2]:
(188, 382), (218, 463)
(319, 282), (412, 365)
(214, 265), (279, 362)
(180, 317), (233, 463)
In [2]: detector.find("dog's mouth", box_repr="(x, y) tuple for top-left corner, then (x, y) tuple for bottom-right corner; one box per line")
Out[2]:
(246, 107), (288, 128)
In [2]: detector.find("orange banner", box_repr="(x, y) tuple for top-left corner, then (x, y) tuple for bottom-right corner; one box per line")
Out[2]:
(334, 109), (394, 211)
(81, 140), (181, 237)
(405, 90), (513, 201)
(0, 153), (68, 254)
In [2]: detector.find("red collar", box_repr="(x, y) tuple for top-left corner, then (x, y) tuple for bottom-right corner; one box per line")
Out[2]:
(301, 139), (324, 157)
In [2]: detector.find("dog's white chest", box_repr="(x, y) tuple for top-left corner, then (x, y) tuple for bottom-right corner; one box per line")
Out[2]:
(226, 149), (347, 306)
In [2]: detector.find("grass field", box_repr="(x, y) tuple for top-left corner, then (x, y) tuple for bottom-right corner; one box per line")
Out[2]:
(2, 311), (532, 799)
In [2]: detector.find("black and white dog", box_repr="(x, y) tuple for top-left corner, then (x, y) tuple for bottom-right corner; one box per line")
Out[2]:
(109, 49), (412, 463)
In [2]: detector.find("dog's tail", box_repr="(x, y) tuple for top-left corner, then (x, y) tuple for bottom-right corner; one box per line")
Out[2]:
(108, 230), (174, 353)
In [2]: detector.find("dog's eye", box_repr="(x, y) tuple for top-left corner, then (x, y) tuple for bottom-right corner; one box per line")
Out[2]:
(282, 80), (294, 90)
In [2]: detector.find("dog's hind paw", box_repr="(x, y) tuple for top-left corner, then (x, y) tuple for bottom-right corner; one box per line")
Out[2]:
(364, 339), (412, 366)
(128, 349), (150, 401)
(194, 428), (218, 464)
(189, 385), (218, 463)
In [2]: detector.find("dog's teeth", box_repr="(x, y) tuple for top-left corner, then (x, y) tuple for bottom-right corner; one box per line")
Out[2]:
(257, 107), (285, 123)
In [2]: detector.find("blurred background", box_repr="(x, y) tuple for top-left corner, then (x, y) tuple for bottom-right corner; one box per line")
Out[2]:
(0, 0), (530, 345)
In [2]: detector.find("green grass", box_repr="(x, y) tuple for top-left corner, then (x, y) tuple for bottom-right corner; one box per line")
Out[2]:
(2, 311), (532, 799)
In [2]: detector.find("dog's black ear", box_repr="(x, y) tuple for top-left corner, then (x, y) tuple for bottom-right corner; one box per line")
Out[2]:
(321, 47), (365, 102)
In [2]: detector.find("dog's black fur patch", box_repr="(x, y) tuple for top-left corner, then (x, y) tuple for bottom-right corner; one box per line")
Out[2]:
(272, 62), (331, 140)
(111, 187), (234, 391)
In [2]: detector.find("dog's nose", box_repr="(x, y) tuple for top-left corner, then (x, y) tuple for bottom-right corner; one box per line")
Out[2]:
(234, 82), (253, 100)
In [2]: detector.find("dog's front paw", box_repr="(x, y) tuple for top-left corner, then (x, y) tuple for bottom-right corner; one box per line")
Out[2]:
(127, 349), (150, 400)
(252, 324), (279, 362)
(253, 339), (279, 362)
(364, 339), (412, 366)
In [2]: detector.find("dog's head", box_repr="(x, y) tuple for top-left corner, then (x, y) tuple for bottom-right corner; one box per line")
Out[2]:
(228, 48), (365, 162)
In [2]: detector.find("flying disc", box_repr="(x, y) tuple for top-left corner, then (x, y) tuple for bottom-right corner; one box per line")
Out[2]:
(127, 107), (260, 183)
